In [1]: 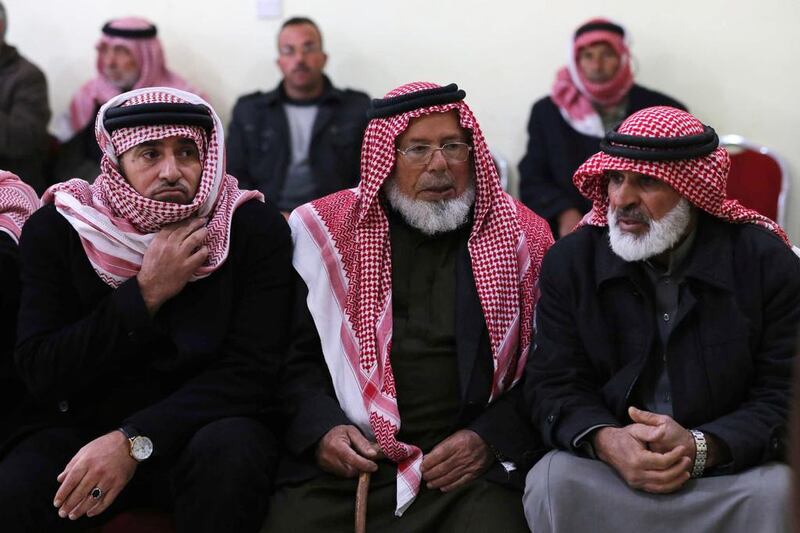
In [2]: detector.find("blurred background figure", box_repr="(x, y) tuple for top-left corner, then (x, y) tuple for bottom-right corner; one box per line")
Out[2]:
(52, 17), (206, 182)
(0, 1), (51, 194)
(518, 17), (685, 238)
(227, 16), (369, 217)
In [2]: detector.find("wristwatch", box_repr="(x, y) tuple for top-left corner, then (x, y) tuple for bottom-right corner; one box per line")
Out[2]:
(118, 425), (154, 462)
(689, 429), (707, 478)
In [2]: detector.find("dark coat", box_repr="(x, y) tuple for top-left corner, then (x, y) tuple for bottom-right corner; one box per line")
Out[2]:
(226, 78), (370, 207)
(525, 213), (800, 472)
(3, 200), (294, 460)
(518, 84), (685, 236)
(0, 45), (51, 193)
(0, 233), (22, 433)
(277, 241), (543, 490)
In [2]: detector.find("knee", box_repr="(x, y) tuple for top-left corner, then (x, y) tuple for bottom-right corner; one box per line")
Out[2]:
(739, 463), (791, 516)
(175, 417), (278, 484)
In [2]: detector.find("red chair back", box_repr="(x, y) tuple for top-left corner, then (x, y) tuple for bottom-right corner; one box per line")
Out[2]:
(725, 148), (783, 222)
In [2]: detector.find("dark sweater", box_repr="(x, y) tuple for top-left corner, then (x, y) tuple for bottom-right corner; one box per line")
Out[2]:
(3, 199), (293, 460)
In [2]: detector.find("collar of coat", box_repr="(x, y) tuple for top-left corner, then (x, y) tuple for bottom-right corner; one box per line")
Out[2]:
(264, 74), (341, 106)
(594, 211), (737, 293)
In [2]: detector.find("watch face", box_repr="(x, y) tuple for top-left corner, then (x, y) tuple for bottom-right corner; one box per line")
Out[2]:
(131, 436), (153, 461)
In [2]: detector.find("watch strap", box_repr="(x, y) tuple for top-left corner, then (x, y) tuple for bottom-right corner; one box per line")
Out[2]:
(689, 429), (707, 478)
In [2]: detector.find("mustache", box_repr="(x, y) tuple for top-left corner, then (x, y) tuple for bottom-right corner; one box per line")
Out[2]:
(153, 183), (189, 195)
(612, 205), (650, 224)
(415, 172), (455, 191)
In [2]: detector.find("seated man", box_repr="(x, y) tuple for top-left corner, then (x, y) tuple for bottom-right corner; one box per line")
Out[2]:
(0, 2), (51, 193)
(54, 17), (205, 182)
(265, 82), (553, 532)
(0, 88), (292, 532)
(227, 16), (370, 216)
(518, 18), (685, 238)
(524, 106), (797, 532)
(0, 171), (39, 439)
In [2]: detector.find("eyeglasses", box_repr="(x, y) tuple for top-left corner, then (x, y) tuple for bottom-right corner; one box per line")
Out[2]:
(396, 142), (472, 166)
(278, 43), (322, 57)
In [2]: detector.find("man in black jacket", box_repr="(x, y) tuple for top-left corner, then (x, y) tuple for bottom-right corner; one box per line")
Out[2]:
(518, 18), (685, 238)
(0, 88), (293, 532)
(263, 82), (553, 532)
(0, 2), (51, 193)
(523, 106), (798, 532)
(227, 16), (370, 217)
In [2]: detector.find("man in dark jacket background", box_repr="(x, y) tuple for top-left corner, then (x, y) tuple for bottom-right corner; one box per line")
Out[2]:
(0, 1), (51, 194)
(523, 106), (798, 532)
(227, 16), (370, 216)
(518, 18), (685, 238)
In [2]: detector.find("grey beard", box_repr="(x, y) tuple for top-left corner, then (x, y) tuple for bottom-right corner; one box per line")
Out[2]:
(608, 198), (693, 262)
(384, 177), (475, 236)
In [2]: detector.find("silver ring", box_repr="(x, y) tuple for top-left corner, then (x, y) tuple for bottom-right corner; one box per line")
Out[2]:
(90, 486), (103, 499)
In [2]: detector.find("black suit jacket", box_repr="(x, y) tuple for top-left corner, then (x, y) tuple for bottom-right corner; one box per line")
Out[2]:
(277, 241), (543, 489)
(3, 200), (293, 460)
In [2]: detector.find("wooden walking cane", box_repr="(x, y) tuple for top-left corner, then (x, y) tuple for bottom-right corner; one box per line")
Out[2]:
(355, 471), (371, 533)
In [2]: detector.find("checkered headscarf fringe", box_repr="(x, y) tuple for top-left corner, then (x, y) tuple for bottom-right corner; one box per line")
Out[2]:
(0, 171), (40, 244)
(43, 87), (263, 287)
(69, 17), (204, 134)
(300, 81), (552, 514)
(573, 106), (790, 245)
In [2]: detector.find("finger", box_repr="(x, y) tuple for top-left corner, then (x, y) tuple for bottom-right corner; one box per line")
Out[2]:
(169, 217), (207, 241)
(60, 472), (99, 519)
(627, 423), (664, 444)
(85, 483), (121, 518)
(439, 472), (475, 493)
(421, 439), (454, 473)
(187, 246), (209, 268)
(628, 406), (666, 426)
(426, 461), (467, 488)
(54, 464), (87, 509)
(331, 443), (377, 475)
(181, 226), (208, 250)
(345, 428), (379, 460)
(638, 444), (687, 471)
(641, 457), (692, 493)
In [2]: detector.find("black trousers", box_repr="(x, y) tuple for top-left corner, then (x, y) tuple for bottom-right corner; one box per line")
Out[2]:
(0, 417), (278, 533)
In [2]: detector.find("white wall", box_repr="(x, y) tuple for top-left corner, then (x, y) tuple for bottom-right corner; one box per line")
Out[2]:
(6, 0), (800, 238)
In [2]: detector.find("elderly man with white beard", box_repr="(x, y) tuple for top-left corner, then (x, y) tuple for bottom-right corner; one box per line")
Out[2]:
(264, 82), (553, 532)
(522, 106), (799, 532)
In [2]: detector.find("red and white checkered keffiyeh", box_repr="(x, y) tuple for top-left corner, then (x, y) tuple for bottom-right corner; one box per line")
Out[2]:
(69, 17), (205, 135)
(573, 105), (790, 245)
(43, 87), (263, 287)
(290, 82), (552, 515)
(0, 171), (40, 244)
(551, 18), (634, 137)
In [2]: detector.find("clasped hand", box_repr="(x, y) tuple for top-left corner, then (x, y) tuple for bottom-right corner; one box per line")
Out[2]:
(592, 406), (695, 494)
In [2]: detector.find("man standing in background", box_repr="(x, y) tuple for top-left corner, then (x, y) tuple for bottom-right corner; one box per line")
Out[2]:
(227, 16), (370, 216)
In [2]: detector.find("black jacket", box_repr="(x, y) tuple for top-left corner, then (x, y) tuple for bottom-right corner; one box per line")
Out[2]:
(227, 78), (370, 207)
(277, 242), (543, 489)
(0, 45), (51, 194)
(518, 84), (685, 236)
(525, 214), (800, 472)
(3, 200), (294, 460)
(0, 233), (22, 433)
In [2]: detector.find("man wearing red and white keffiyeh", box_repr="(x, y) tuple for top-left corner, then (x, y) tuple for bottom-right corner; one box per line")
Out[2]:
(53, 18), (206, 182)
(519, 18), (686, 239)
(524, 106), (798, 533)
(266, 82), (552, 531)
(0, 87), (293, 532)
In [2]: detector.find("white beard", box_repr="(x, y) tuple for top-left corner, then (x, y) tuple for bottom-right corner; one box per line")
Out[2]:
(384, 177), (475, 236)
(608, 198), (693, 262)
